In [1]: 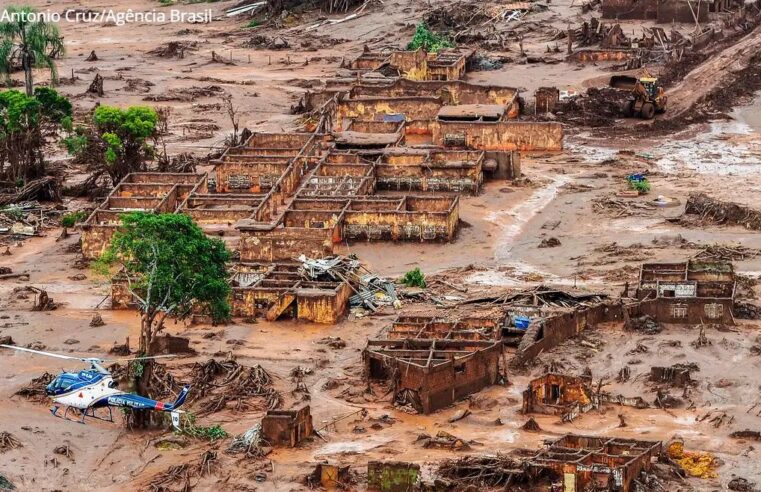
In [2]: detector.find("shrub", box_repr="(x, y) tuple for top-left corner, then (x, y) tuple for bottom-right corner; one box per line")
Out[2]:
(178, 413), (228, 441)
(401, 267), (426, 288)
(407, 22), (454, 53)
(61, 211), (88, 228)
(627, 175), (651, 194)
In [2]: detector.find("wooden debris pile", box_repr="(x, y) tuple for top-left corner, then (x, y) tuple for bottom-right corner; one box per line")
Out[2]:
(0, 177), (60, 207)
(13, 372), (55, 403)
(625, 314), (662, 334)
(0, 432), (22, 453)
(86, 74), (104, 97)
(29, 287), (58, 311)
(144, 85), (225, 103)
(692, 244), (760, 261)
(120, 358), (282, 416)
(183, 359), (282, 415)
(469, 285), (608, 309)
(683, 193), (761, 231)
(147, 449), (219, 492)
(592, 196), (655, 217)
(734, 301), (761, 320)
(436, 454), (526, 488)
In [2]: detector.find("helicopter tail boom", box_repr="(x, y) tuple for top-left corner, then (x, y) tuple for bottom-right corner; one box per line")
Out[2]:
(161, 385), (190, 411)
(106, 385), (191, 412)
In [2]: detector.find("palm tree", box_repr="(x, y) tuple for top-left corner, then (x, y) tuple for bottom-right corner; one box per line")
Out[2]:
(0, 5), (65, 96)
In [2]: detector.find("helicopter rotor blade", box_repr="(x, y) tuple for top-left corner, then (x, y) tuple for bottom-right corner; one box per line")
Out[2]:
(1, 345), (180, 365)
(105, 354), (179, 362)
(0, 344), (82, 361)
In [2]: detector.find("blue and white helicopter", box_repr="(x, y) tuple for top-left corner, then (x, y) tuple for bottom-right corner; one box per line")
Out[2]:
(1, 344), (190, 429)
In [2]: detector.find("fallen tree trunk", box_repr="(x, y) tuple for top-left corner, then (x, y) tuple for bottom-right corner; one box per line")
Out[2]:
(0, 177), (60, 207)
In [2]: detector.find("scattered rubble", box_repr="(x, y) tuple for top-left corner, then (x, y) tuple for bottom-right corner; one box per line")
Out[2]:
(143, 85), (225, 102)
(728, 477), (757, 491)
(592, 196), (656, 217)
(147, 41), (198, 58)
(538, 237), (561, 248)
(416, 431), (471, 451)
(228, 423), (270, 458)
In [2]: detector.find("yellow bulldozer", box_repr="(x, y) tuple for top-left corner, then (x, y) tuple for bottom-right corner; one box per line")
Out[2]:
(610, 74), (667, 119)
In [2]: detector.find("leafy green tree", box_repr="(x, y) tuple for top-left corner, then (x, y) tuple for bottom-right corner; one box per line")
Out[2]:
(66, 105), (160, 186)
(96, 212), (230, 354)
(0, 5), (65, 96)
(97, 213), (230, 354)
(0, 87), (71, 181)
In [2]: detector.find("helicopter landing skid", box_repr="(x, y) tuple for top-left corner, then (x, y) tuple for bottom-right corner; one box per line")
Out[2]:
(51, 405), (114, 425)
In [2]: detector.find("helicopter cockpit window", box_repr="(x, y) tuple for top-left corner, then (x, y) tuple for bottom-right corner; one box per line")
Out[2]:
(48, 378), (64, 392)
(51, 375), (76, 391)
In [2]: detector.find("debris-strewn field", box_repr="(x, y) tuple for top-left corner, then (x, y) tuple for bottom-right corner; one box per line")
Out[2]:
(1, 0), (761, 490)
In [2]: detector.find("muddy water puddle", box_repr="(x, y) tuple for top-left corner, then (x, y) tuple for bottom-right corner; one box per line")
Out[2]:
(315, 435), (393, 456)
(731, 91), (761, 132)
(569, 101), (761, 176)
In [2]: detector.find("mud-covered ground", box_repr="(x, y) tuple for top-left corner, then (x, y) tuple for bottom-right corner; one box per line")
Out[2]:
(1, 0), (761, 490)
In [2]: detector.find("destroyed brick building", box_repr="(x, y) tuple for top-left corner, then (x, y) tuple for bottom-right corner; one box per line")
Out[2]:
(522, 373), (593, 416)
(506, 287), (623, 362)
(315, 79), (562, 152)
(364, 316), (503, 413)
(84, 43), (567, 307)
(341, 47), (473, 81)
(635, 261), (736, 324)
(503, 261), (738, 365)
(261, 405), (314, 447)
(80, 173), (204, 259)
(650, 363), (697, 387)
(385, 315), (504, 341)
(522, 371), (649, 422)
(527, 434), (662, 492)
(230, 262), (354, 323)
